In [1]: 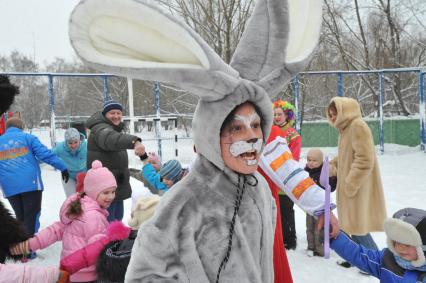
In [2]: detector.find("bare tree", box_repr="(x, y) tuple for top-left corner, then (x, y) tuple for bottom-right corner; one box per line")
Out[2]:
(157, 0), (254, 63)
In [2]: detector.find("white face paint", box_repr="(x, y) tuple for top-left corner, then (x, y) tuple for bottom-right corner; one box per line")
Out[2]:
(234, 112), (260, 130)
(229, 139), (263, 157)
(229, 139), (263, 165)
(220, 102), (264, 173)
(227, 112), (263, 166)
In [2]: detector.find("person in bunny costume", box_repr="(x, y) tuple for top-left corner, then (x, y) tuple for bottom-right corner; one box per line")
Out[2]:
(68, 0), (330, 281)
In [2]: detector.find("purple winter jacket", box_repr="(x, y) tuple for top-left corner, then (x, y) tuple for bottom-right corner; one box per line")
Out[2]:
(29, 194), (109, 282)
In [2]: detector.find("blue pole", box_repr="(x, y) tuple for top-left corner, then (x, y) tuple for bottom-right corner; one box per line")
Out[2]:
(379, 72), (385, 154)
(337, 73), (344, 97)
(103, 76), (110, 102)
(293, 75), (300, 132)
(154, 82), (162, 159)
(418, 72), (426, 152)
(48, 75), (56, 147)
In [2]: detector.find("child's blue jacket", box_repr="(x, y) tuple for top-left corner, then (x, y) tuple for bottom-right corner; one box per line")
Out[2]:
(331, 232), (426, 282)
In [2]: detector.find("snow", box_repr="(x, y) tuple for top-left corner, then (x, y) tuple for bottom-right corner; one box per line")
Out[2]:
(2, 129), (426, 283)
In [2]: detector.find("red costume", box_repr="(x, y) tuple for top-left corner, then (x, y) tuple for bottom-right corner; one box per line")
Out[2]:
(259, 125), (293, 283)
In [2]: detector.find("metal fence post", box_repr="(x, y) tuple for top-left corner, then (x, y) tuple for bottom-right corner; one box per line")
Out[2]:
(337, 73), (344, 97)
(418, 72), (426, 152)
(154, 82), (162, 159)
(48, 74), (56, 147)
(293, 75), (300, 132)
(103, 76), (110, 102)
(379, 72), (385, 154)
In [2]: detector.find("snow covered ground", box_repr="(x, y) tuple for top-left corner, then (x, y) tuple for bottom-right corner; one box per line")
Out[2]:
(2, 129), (426, 283)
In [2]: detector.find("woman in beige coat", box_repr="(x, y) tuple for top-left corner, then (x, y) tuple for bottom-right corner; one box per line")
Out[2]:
(327, 97), (387, 264)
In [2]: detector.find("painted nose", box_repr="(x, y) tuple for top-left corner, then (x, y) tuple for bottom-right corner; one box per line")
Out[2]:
(247, 138), (258, 144)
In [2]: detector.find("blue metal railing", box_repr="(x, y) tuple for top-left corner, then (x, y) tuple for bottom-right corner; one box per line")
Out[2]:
(2, 68), (426, 153)
(293, 67), (426, 153)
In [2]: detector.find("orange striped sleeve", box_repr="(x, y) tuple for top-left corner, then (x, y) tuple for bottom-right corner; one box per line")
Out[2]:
(292, 178), (315, 199)
(270, 151), (293, 171)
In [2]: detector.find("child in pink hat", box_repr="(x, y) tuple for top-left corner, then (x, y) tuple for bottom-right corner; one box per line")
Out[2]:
(10, 160), (117, 283)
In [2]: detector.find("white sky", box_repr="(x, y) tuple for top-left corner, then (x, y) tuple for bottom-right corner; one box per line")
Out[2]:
(0, 0), (80, 66)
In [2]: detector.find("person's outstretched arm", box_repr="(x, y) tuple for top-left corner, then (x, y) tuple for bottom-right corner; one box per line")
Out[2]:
(331, 231), (383, 279)
(28, 134), (67, 172)
(10, 221), (65, 255)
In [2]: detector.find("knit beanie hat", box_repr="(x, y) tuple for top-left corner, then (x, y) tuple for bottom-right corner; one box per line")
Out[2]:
(102, 100), (123, 115)
(84, 160), (117, 200)
(128, 195), (161, 229)
(64, 128), (80, 142)
(159, 159), (183, 184)
(385, 207), (426, 267)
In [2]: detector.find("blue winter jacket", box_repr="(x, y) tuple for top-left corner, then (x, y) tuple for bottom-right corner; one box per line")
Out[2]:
(141, 163), (168, 192)
(52, 139), (87, 181)
(0, 127), (67, 197)
(331, 232), (426, 282)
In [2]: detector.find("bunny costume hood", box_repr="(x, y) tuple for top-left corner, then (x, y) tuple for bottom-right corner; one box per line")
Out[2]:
(69, 0), (322, 170)
(69, 0), (322, 281)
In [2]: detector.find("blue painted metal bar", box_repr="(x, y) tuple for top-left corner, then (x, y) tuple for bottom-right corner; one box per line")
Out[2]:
(418, 72), (426, 152)
(154, 82), (162, 159)
(0, 72), (117, 77)
(337, 73), (344, 97)
(301, 67), (423, 76)
(378, 73), (385, 154)
(47, 75), (56, 147)
(102, 76), (110, 102)
(293, 75), (300, 132)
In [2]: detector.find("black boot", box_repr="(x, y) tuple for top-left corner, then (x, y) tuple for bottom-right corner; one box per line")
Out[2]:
(337, 260), (352, 268)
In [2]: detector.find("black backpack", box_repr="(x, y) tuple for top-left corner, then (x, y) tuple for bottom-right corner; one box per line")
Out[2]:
(96, 230), (138, 283)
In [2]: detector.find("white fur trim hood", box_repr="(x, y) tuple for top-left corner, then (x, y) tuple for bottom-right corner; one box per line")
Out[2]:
(384, 208), (426, 267)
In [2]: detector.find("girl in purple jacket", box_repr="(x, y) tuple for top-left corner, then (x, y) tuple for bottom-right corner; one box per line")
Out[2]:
(10, 160), (117, 283)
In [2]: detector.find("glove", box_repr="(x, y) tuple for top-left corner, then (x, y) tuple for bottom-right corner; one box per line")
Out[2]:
(139, 152), (149, 161)
(61, 170), (70, 183)
(56, 270), (70, 283)
(9, 240), (30, 255)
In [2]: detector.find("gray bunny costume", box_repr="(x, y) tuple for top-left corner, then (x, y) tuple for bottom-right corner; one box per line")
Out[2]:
(69, 0), (322, 281)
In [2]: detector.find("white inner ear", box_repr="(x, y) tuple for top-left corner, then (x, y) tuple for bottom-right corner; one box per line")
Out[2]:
(70, 0), (210, 69)
(285, 0), (323, 63)
(90, 17), (202, 65)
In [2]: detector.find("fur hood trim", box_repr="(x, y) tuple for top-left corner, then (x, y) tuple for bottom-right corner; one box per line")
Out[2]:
(385, 208), (426, 267)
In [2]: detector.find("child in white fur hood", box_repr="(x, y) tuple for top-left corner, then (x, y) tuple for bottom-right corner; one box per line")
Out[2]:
(331, 207), (426, 282)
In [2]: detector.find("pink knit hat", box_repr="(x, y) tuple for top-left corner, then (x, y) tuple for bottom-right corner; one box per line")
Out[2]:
(84, 160), (117, 200)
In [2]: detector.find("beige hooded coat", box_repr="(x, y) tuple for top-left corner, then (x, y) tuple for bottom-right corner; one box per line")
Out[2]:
(328, 97), (387, 235)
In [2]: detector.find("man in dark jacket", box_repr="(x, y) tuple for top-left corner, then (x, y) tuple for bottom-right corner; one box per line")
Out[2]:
(86, 100), (145, 221)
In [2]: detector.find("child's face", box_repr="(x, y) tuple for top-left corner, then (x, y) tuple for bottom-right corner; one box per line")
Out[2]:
(394, 241), (418, 261)
(97, 187), (116, 208)
(306, 150), (323, 169)
(149, 160), (161, 171)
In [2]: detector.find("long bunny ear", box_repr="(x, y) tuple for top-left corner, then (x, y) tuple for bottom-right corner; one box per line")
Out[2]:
(230, 0), (322, 96)
(69, 0), (240, 101)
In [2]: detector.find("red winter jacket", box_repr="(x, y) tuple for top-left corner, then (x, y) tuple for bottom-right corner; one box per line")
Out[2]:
(259, 125), (293, 283)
